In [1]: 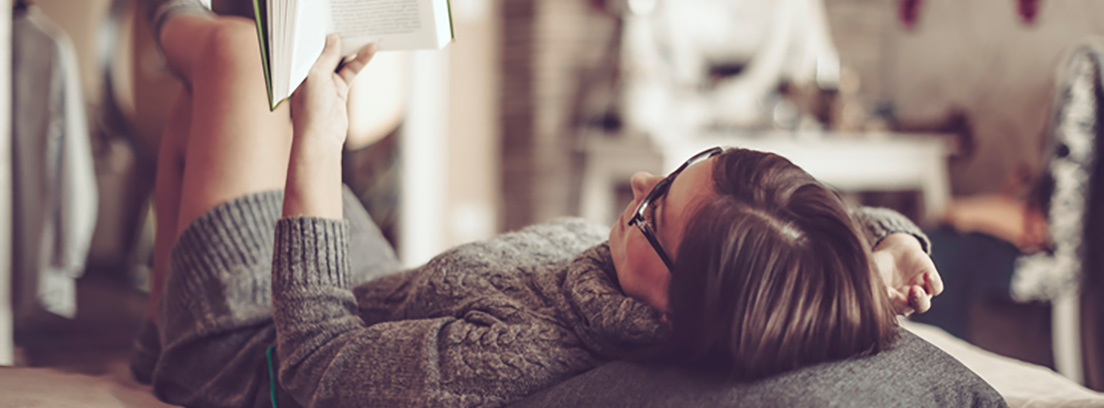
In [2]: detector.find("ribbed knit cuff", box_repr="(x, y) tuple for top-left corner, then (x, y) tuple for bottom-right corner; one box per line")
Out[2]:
(272, 217), (351, 295)
(859, 207), (932, 255)
(162, 190), (283, 331)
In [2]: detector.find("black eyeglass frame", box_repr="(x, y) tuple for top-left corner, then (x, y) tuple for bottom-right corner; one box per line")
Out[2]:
(628, 147), (723, 271)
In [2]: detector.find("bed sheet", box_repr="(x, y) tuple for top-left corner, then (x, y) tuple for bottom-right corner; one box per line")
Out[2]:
(902, 320), (1104, 408)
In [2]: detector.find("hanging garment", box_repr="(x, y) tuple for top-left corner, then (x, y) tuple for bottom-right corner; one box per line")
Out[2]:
(11, 7), (99, 321)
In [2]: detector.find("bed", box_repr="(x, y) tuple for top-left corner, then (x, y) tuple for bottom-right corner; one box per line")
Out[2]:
(900, 320), (1104, 408)
(0, 321), (1100, 407)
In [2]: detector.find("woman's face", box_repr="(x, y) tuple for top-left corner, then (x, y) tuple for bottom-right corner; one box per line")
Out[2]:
(609, 157), (717, 313)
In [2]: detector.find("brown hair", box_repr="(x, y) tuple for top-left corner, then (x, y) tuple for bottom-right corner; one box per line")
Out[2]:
(657, 148), (898, 380)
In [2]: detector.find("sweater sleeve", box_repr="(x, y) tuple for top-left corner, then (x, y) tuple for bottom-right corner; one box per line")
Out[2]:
(271, 217), (590, 408)
(854, 206), (931, 255)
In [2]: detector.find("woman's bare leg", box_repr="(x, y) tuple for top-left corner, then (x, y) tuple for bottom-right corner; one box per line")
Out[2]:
(147, 14), (292, 319)
(164, 16), (293, 232)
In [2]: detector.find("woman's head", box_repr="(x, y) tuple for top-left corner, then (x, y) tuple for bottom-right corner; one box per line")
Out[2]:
(608, 148), (720, 313)
(608, 147), (897, 379)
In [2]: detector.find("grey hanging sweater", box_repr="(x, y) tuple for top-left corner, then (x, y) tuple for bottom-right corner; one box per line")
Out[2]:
(266, 208), (926, 408)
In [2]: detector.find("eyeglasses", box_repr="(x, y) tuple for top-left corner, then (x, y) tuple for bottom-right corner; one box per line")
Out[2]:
(628, 147), (723, 271)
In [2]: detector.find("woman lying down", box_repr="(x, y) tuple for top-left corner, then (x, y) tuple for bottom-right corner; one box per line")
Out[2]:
(133, 2), (943, 407)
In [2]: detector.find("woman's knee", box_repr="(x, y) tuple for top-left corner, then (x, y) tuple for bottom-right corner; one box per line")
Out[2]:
(160, 15), (260, 84)
(190, 18), (261, 83)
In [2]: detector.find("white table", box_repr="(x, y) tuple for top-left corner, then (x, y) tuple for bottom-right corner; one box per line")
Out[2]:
(580, 131), (953, 227)
(579, 135), (665, 227)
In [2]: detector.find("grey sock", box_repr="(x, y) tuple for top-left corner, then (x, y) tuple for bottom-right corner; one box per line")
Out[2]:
(145, 0), (213, 47)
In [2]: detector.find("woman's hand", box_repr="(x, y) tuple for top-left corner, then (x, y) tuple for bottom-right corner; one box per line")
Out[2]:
(871, 233), (944, 315)
(282, 34), (375, 219)
(290, 34), (377, 151)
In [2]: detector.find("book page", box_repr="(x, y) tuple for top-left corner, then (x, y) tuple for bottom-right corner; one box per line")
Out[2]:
(283, 0), (328, 102)
(431, 0), (452, 48)
(326, 0), (446, 52)
(331, 0), (423, 37)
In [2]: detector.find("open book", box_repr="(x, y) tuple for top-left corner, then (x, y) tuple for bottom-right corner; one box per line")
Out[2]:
(252, 0), (454, 110)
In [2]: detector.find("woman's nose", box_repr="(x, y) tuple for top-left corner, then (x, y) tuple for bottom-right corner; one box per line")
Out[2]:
(630, 171), (662, 201)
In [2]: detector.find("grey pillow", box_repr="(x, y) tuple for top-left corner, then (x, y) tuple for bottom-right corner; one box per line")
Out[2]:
(510, 329), (1007, 408)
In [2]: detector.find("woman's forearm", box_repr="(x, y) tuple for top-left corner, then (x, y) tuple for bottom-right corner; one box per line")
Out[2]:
(281, 35), (376, 220)
(282, 134), (344, 220)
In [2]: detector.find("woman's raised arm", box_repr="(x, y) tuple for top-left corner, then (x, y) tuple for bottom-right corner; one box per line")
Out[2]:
(283, 34), (376, 220)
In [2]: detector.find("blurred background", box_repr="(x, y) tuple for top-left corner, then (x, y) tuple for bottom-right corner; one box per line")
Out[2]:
(2, 0), (1104, 395)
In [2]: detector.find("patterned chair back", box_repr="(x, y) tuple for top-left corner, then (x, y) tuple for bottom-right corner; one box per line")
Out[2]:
(1014, 42), (1101, 302)
(1038, 38), (1104, 391)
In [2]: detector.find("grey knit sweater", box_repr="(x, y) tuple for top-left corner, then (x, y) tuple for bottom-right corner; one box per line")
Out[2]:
(266, 207), (925, 407)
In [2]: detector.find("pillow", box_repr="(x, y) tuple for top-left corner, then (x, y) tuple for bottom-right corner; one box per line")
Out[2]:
(509, 328), (1006, 408)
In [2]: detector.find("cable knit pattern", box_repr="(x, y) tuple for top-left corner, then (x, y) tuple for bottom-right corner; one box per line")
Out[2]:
(547, 244), (666, 358)
(138, 184), (929, 408)
(272, 217), (659, 407)
(271, 211), (923, 407)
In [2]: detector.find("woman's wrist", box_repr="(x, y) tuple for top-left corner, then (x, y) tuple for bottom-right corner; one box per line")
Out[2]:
(282, 135), (344, 219)
(292, 125), (346, 153)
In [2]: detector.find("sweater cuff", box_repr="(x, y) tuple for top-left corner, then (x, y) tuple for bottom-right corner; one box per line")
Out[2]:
(273, 217), (351, 293)
(859, 207), (932, 255)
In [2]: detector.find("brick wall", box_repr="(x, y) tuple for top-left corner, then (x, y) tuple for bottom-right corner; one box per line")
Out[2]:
(499, 0), (538, 231)
(823, 0), (896, 104)
(499, 0), (619, 231)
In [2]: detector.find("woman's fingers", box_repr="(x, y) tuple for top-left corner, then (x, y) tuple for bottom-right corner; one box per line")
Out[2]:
(910, 285), (932, 313)
(313, 34), (345, 75)
(887, 287), (910, 315)
(337, 43), (378, 85)
(891, 284), (936, 315)
(925, 269), (944, 296)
